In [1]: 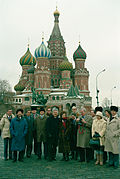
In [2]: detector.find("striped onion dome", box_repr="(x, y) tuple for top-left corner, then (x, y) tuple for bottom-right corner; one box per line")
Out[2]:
(73, 42), (87, 60)
(59, 56), (73, 71)
(34, 39), (51, 59)
(19, 46), (36, 66)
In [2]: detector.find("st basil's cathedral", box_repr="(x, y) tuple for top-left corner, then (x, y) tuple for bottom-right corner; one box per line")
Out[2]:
(14, 8), (92, 112)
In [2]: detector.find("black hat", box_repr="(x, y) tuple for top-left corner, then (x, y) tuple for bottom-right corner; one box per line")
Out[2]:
(16, 108), (24, 114)
(31, 106), (37, 110)
(40, 107), (45, 112)
(110, 106), (118, 112)
(95, 106), (103, 113)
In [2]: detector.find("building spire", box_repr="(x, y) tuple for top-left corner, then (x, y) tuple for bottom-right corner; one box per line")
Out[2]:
(42, 32), (44, 42)
(79, 35), (80, 45)
(28, 37), (30, 49)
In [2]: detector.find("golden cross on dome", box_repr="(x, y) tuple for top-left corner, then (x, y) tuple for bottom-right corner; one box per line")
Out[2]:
(79, 35), (80, 45)
(28, 37), (30, 48)
(42, 32), (44, 42)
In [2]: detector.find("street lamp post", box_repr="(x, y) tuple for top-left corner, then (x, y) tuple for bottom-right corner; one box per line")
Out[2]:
(111, 86), (116, 106)
(96, 69), (106, 106)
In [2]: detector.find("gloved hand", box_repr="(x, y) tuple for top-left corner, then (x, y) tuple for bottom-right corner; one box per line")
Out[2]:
(93, 131), (101, 138)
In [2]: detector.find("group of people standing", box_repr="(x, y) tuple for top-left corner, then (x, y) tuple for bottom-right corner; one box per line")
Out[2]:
(0, 105), (119, 169)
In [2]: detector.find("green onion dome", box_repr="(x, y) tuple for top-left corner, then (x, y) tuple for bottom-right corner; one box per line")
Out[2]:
(20, 46), (36, 66)
(73, 42), (87, 60)
(14, 83), (25, 91)
(59, 56), (73, 71)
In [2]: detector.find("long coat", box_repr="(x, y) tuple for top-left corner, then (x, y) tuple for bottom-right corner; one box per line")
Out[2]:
(0, 113), (15, 139)
(46, 114), (59, 145)
(92, 118), (107, 146)
(77, 115), (92, 148)
(58, 117), (71, 153)
(34, 115), (47, 143)
(25, 115), (34, 145)
(10, 116), (28, 151)
(105, 115), (120, 154)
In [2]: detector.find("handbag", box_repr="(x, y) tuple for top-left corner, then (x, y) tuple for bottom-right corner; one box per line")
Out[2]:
(89, 137), (100, 150)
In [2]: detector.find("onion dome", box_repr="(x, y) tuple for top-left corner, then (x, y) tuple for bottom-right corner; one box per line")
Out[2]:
(59, 56), (73, 71)
(20, 45), (36, 66)
(73, 42), (87, 60)
(34, 38), (51, 59)
(54, 6), (60, 16)
(14, 82), (25, 91)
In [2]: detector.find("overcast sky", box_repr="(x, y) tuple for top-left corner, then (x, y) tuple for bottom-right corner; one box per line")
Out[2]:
(0, 0), (120, 108)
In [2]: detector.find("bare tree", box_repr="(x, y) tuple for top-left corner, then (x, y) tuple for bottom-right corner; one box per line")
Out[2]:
(102, 97), (110, 108)
(0, 79), (12, 103)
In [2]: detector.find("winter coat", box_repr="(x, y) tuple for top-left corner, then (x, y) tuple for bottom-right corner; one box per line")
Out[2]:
(25, 115), (34, 145)
(77, 115), (92, 148)
(0, 113), (15, 139)
(92, 118), (107, 146)
(46, 114), (59, 145)
(10, 116), (28, 151)
(58, 117), (71, 153)
(105, 115), (120, 154)
(34, 115), (47, 143)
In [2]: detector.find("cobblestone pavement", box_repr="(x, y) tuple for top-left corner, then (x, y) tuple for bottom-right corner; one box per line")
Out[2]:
(0, 137), (120, 179)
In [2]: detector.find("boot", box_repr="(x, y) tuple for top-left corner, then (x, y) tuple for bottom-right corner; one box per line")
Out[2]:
(61, 153), (65, 161)
(71, 151), (74, 160)
(100, 154), (103, 166)
(65, 153), (69, 161)
(74, 151), (78, 160)
(95, 154), (100, 165)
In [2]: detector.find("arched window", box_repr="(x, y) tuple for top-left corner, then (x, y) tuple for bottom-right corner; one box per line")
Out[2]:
(56, 96), (59, 100)
(51, 79), (54, 86)
(61, 96), (64, 100)
(52, 96), (55, 100)
(55, 79), (57, 85)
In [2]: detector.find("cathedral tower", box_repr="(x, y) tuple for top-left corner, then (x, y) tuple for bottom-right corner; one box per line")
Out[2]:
(73, 42), (89, 96)
(34, 38), (51, 94)
(48, 7), (66, 88)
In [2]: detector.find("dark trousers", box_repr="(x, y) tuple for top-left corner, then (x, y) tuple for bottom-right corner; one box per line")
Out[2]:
(37, 142), (47, 158)
(48, 143), (57, 160)
(4, 138), (12, 159)
(26, 143), (32, 156)
(79, 147), (91, 162)
(103, 151), (107, 163)
(109, 152), (119, 168)
(33, 132), (38, 155)
(13, 151), (24, 161)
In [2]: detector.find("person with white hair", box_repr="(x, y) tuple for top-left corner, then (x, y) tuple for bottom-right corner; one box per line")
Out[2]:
(46, 107), (59, 161)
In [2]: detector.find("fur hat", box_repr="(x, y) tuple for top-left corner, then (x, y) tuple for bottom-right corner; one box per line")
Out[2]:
(16, 108), (23, 114)
(95, 106), (103, 113)
(39, 107), (45, 112)
(110, 106), (118, 112)
(31, 106), (37, 110)
(96, 111), (103, 118)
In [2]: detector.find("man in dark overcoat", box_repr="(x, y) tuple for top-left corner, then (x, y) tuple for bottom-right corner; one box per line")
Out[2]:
(10, 109), (28, 162)
(25, 109), (34, 158)
(31, 106), (39, 155)
(34, 107), (47, 159)
(46, 107), (59, 161)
